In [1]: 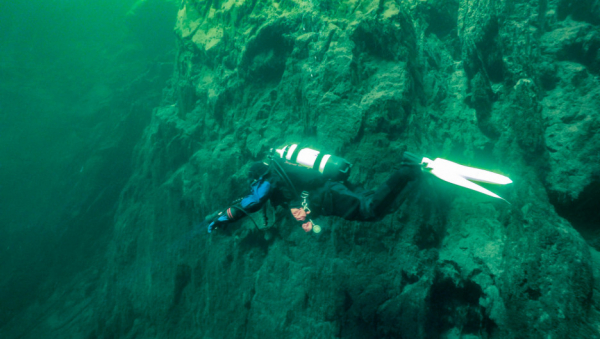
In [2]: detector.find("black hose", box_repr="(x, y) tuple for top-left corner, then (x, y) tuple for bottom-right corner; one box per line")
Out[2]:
(269, 158), (300, 197)
(230, 205), (262, 230)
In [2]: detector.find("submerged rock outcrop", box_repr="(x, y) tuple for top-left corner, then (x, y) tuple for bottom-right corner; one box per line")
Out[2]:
(99, 0), (600, 338)
(5, 0), (600, 338)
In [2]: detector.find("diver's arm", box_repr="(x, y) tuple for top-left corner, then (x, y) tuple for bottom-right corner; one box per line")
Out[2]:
(240, 180), (271, 212)
(207, 180), (271, 232)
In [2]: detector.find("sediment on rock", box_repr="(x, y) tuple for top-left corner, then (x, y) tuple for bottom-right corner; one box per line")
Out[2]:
(4, 0), (600, 338)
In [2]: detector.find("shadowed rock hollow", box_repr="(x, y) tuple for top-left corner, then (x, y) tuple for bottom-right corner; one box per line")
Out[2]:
(4, 0), (600, 338)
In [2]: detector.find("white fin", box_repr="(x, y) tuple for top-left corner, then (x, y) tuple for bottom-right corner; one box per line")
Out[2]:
(422, 157), (511, 203)
(430, 168), (508, 202)
(426, 158), (512, 185)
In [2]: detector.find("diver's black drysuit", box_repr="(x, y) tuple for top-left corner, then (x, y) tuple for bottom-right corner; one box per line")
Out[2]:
(207, 152), (422, 232)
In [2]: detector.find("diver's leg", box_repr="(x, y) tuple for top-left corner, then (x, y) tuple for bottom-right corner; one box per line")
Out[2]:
(318, 153), (422, 222)
(317, 182), (366, 221)
(368, 152), (422, 217)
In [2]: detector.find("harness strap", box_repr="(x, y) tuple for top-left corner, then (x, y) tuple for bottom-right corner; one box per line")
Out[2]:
(270, 157), (301, 198)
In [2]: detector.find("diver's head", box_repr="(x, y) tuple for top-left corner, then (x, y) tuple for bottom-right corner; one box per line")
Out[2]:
(248, 161), (269, 182)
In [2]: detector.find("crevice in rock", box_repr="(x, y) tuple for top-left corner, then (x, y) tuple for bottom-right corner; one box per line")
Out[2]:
(525, 286), (542, 300)
(415, 223), (443, 250)
(177, 80), (197, 116)
(550, 180), (600, 250)
(467, 71), (499, 140)
(352, 21), (396, 61)
(560, 40), (600, 75)
(557, 0), (600, 25)
(316, 28), (336, 62)
(538, 62), (559, 90)
(338, 289), (381, 339)
(426, 276), (497, 338)
(172, 264), (192, 306)
(464, 16), (504, 84)
(241, 22), (294, 84)
(422, 0), (459, 39)
(401, 270), (420, 292)
(237, 228), (273, 256)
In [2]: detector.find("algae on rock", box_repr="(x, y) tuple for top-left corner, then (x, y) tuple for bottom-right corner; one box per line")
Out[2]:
(22, 0), (597, 338)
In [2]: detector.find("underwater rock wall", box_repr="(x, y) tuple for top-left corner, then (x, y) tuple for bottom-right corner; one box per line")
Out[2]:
(51, 0), (600, 338)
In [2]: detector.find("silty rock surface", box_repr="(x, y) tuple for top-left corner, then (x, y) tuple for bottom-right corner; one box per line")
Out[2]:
(19, 1), (600, 338)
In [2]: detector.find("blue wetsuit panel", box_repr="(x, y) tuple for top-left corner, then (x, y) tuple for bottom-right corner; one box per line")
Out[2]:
(241, 180), (271, 213)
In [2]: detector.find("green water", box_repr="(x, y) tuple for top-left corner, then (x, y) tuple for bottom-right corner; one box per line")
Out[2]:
(0, 0), (178, 331)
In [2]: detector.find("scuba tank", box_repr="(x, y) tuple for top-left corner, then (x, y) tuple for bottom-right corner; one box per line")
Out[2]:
(272, 144), (352, 182)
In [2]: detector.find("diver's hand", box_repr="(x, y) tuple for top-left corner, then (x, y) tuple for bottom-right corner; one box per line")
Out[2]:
(301, 220), (313, 232)
(207, 221), (218, 233)
(207, 215), (228, 233)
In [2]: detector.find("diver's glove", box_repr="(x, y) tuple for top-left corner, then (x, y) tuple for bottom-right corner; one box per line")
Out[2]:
(207, 215), (228, 233)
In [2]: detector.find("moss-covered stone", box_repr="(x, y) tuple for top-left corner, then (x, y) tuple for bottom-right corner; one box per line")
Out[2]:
(5, 0), (600, 338)
(83, 0), (600, 338)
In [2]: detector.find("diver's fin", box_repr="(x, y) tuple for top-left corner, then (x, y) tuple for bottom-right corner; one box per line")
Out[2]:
(422, 157), (512, 203)
(430, 168), (508, 202)
(423, 158), (512, 185)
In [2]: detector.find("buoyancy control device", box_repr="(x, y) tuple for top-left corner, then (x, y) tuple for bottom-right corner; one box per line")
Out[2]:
(273, 144), (352, 182)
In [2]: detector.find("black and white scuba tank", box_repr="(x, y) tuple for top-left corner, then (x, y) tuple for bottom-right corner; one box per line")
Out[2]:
(272, 144), (352, 182)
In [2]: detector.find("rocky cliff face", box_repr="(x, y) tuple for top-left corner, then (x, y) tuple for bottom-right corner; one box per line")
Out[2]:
(99, 0), (600, 338)
(8, 0), (600, 338)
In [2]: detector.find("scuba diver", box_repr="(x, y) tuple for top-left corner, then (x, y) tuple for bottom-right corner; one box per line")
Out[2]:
(206, 144), (512, 233)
